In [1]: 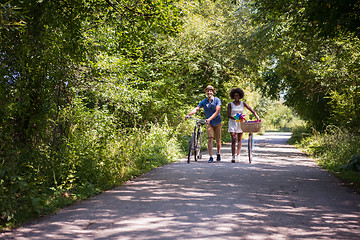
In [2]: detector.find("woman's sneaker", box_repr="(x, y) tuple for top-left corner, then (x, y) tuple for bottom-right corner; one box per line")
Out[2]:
(231, 155), (236, 163)
(216, 153), (221, 161)
(208, 156), (214, 163)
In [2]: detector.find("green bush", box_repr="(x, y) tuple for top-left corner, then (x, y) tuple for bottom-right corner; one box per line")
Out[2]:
(0, 106), (181, 230)
(298, 126), (360, 171)
(288, 124), (312, 144)
(290, 125), (360, 192)
(261, 101), (306, 131)
(341, 155), (360, 171)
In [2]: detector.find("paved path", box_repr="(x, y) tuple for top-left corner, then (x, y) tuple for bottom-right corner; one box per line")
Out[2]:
(2, 132), (360, 239)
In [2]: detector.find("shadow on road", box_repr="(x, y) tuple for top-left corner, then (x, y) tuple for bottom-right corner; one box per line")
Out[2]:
(2, 132), (360, 240)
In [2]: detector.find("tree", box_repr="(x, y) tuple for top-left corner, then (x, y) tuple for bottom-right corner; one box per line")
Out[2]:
(242, 0), (360, 131)
(0, 0), (184, 227)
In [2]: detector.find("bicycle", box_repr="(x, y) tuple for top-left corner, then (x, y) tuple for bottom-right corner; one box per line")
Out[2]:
(240, 121), (261, 164)
(247, 132), (255, 164)
(186, 116), (206, 163)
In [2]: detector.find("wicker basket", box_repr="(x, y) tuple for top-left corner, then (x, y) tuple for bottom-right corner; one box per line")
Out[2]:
(240, 122), (261, 133)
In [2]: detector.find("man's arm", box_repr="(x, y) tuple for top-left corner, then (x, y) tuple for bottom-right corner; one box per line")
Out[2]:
(185, 106), (201, 120)
(206, 105), (221, 123)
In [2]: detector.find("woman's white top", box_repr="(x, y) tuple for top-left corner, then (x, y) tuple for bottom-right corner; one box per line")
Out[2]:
(228, 101), (244, 133)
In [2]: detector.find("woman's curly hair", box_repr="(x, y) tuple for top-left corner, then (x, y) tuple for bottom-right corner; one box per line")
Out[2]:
(229, 88), (244, 99)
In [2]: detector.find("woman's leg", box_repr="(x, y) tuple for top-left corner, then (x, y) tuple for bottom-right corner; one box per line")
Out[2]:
(230, 132), (237, 156)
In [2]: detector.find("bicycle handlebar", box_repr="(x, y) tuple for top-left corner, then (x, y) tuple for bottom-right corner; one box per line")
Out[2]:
(186, 116), (206, 124)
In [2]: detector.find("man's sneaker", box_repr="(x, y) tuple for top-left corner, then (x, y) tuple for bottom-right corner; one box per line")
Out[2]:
(216, 154), (221, 161)
(208, 156), (214, 163)
(231, 155), (236, 163)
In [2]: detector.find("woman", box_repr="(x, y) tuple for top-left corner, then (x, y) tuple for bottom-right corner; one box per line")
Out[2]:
(228, 88), (260, 163)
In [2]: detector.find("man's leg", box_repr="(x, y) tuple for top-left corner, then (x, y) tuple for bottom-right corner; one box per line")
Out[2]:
(206, 124), (214, 162)
(216, 137), (221, 154)
(213, 123), (222, 161)
(207, 137), (213, 156)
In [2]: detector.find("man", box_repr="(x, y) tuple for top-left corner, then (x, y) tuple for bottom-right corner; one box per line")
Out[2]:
(185, 85), (222, 163)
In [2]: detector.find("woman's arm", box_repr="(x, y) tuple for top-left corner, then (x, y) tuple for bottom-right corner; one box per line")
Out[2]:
(244, 102), (260, 121)
(227, 103), (235, 120)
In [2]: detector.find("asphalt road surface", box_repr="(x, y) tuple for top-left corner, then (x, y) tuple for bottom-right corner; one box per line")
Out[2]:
(2, 132), (360, 239)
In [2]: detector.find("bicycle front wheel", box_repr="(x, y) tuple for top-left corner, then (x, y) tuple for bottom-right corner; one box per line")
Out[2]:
(194, 130), (202, 161)
(248, 133), (253, 164)
(187, 132), (195, 163)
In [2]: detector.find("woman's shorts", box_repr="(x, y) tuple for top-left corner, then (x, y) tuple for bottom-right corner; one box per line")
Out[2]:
(228, 119), (243, 133)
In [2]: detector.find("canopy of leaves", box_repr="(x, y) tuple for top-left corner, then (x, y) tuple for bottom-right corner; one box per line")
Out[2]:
(251, 0), (360, 38)
(244, 0), (360, 131)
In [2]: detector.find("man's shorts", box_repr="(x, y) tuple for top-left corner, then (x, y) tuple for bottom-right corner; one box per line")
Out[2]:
(207, 122), (221, 140)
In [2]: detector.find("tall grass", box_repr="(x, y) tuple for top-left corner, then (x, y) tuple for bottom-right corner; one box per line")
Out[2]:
(0, 113), (181, 230)
(293, 126), (359, 170)
(290, 125), (360, 191)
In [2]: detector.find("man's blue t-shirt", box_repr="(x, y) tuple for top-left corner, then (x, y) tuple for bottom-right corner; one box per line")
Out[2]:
(198, 97), (221, 126)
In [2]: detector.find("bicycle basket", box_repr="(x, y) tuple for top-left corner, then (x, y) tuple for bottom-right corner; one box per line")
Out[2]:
(240, 122), (261, 133)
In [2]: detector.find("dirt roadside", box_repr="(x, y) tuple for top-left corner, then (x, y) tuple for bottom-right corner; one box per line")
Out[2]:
(2, 132), (360, 239)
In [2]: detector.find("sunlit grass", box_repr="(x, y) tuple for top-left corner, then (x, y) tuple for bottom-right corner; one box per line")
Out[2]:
(0, 121), (181, 230)
(289, 125), (360, 193)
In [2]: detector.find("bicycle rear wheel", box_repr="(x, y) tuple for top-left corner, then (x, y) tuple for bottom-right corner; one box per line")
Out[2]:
(187, 132), (195, 163)
(248, 133), (253, 164)
(194, 130), (202, 161)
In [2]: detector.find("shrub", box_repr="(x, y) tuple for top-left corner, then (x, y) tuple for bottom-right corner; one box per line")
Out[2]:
(290, 125), (360, 192)
(0, 107), (181, 230)
(304, 126), (360, 171)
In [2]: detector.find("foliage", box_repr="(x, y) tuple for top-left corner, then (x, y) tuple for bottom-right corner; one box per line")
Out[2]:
(0, 0), (183, 230)
(341, 155), (360, 172)
(297, 126), (360, 170)
(1, 0), (88, 228)
(289, 125), (360, 192)
(1, 0), (256, 230)
(140, 0), (242, 122)
(261, 100), (306, 131)
(287, 124), (312, 145)
(251, 0), (360, 38)
(0, 118), (180, 229)
(2, 0), (359, 230)
(78, 0), (183, 127)
(243, 0), (360, 132)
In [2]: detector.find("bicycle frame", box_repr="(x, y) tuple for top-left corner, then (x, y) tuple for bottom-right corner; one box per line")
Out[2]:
(187, 117), (206, 163)
(247, 132), (255, 164)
